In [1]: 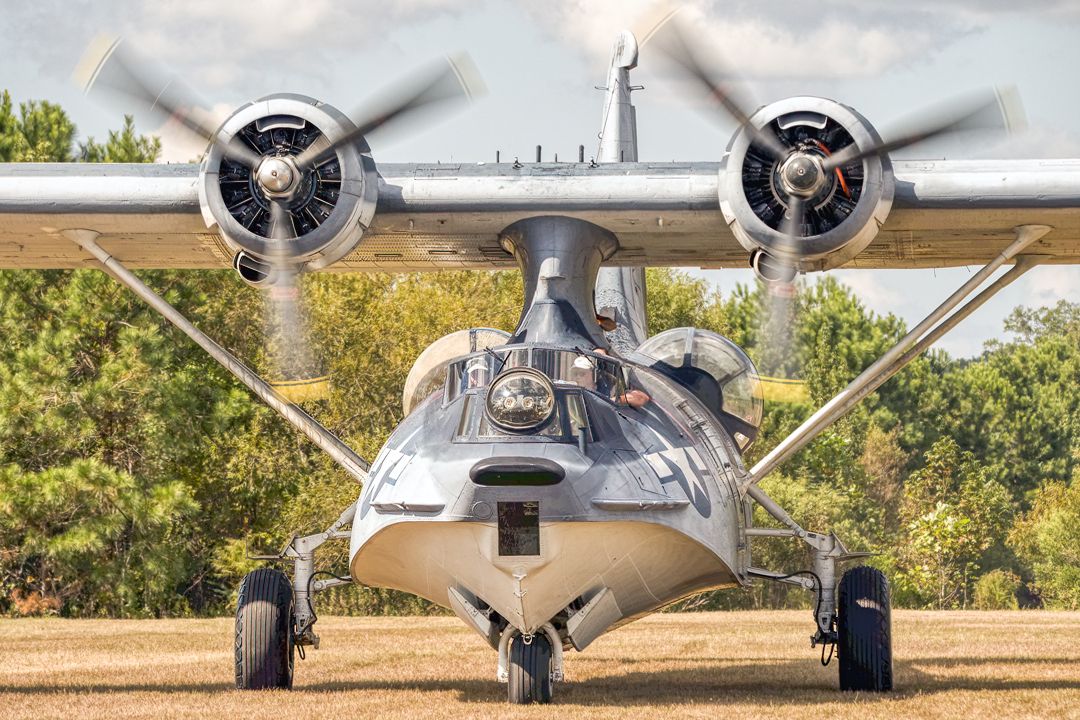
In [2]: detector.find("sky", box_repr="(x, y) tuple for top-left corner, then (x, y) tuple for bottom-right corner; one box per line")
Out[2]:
(2, 0), (1079, 357)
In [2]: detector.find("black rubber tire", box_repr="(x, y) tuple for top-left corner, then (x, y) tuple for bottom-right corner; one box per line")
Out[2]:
(837, 565), (893, 692)
(508, 633), (553, 704)
(235, 568), (295, 690)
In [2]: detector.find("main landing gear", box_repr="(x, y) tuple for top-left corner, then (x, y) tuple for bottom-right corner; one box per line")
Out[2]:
(745, 486), (892, 692)
(837, 565), (893, 691)
(739, 227), (1056, 694)
(235, 568), (295, 689)
(234, 501), (358, 691)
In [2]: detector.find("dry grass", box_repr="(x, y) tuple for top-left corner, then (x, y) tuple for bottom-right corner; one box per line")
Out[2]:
(2, 611), (1079, 719)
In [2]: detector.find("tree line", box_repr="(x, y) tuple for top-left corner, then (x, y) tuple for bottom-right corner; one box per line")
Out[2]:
(0, 92), (1077, 616)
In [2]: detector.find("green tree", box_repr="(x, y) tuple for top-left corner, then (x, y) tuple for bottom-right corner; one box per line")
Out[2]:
(972, 569), (1021, 610)
(11, 99), (76, 161)
(81, 115), (161, 163)
(894, 438), (1013, 608)
(1009, 478), (1080, 609)
(0, 460), (197, 616)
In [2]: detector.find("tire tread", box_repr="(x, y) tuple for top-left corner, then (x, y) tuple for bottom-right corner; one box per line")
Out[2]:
(837, 565), (892, 692)
(508, 634), (552, 704)
(235, 568), (294, 690)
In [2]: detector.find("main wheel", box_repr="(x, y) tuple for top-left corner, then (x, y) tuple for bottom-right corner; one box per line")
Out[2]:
(235, 568), (295, 690)
(837, 565), (893, 691)
(508, 633), (553, 704)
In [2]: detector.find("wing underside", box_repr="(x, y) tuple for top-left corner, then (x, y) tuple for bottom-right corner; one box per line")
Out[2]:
(1, 159), (1078, 271)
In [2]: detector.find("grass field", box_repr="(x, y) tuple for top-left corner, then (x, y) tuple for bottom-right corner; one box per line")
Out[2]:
(2, 611), (1079, 719)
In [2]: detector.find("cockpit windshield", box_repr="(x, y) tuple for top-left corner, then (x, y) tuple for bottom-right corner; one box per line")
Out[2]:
(445, 346), (626, 405)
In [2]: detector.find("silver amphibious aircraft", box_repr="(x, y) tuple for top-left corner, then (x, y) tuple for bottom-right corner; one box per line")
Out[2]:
(1, 15), (1078, 704)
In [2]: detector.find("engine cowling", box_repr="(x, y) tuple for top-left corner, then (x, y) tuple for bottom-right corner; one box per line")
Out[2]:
(197, 94), (379, 277)
(720, 97), (895, 275)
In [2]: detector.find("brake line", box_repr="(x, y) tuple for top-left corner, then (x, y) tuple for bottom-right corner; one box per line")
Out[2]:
(772, 569), (836, 666)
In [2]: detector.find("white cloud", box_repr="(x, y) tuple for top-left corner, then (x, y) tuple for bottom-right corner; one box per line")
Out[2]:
(521, 1), (966, 77)
(1025, 265), (1080, 305)
(826, 270), (905, 310)
(522, 0), (1080, 81)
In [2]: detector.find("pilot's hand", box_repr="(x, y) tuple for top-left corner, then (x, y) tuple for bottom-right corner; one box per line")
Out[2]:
(621, 389), (651, 409)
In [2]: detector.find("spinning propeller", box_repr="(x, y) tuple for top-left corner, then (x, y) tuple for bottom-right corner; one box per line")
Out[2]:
(642, 9), (1023, 374)
(644, 9), (1022, 278)
(79, 38), (483, 399)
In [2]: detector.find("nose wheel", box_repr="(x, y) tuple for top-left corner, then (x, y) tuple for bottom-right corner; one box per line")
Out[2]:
(508, 633), (554, 704)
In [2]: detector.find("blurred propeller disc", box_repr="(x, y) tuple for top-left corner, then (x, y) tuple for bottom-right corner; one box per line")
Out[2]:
(822, 87), (1025, 172)
(264, 198), (328, 401)
(642, 9), (788, 161)
(76, 36), (260, 167)
(77, 36), (485, 404)
(293, 53), (485, 170)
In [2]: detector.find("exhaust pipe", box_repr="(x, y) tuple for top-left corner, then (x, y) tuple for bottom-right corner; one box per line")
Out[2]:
(233, 251), (275, 287)
(750, 249), (797, 284)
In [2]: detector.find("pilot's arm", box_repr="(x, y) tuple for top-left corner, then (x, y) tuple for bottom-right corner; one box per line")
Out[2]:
(617, 389), (651, 409)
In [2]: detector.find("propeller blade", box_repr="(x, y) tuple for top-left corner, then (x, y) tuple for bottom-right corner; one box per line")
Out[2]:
(268, 199), (295, 245)
(293, 53), (485, 170)
(778, 196), (807, 247)
(75, 36), (261, 168)
(822, 87), (1024, 172)
(643, 10), (788, 162)
(262, 199), (320, 395)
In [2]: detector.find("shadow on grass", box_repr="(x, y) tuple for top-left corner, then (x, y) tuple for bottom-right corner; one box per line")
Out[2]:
(7, 656), (1079, 705)
(300, 656), (1080, 705)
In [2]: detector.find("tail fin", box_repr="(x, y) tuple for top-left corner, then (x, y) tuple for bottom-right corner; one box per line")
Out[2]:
(595, 31), (647, 355)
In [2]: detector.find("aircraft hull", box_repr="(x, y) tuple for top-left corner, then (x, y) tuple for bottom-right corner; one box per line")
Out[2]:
(350, 517), (739, 640)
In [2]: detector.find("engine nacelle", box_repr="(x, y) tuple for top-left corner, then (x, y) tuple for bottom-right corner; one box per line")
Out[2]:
(720, 97), (895, 274)
(198, 94), (379, 273)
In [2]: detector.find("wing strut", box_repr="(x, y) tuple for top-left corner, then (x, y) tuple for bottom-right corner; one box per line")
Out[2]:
(746, 224), (1052, 488)
(64, 229), (370, 485)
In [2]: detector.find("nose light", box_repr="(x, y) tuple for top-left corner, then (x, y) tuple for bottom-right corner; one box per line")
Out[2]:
(485, 368), (555, 431)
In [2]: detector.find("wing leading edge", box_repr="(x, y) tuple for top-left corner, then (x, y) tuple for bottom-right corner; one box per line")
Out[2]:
(1, 159), (1078, 271)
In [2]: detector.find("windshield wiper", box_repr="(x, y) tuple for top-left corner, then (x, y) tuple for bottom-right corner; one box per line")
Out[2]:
(485, 346), (508, 375)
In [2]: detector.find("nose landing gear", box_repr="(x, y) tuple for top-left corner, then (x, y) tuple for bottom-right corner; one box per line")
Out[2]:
(508, 633), (554, 704)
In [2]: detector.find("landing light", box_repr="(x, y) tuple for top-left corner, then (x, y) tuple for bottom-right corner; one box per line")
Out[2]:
(485, 369), (555, 431)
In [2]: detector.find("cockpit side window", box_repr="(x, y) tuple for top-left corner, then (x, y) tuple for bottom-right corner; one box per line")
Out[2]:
(402, 328), (510, 415)
(635, 328), (764, 451)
